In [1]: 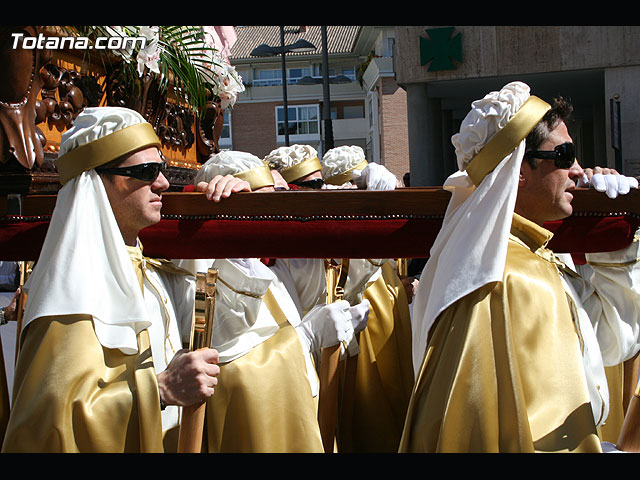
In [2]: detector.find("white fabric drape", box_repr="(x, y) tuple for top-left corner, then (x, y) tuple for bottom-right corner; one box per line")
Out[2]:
(22, 171), (152, 355)
(410, 83), (531, 375)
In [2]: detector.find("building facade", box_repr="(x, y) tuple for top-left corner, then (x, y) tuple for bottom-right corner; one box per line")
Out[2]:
(393, 26), (640, 186)
(223, 26), (410, 180)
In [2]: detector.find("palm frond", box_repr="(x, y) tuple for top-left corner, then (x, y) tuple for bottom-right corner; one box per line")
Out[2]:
(62, 25), (230, 118)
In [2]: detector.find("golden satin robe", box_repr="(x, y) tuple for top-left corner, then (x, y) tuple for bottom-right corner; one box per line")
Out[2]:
(599, 364), (625, 443)
(2, 316), (164, 453)
(1, 250), (180, 453)
(338, 261), (414, 452)
(399, 215), (603, 453)
(205, 289), (324, 453)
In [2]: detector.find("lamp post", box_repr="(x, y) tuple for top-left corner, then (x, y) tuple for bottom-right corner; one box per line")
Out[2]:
(250, 27), (316, 146)
(321, 26), (333, 152)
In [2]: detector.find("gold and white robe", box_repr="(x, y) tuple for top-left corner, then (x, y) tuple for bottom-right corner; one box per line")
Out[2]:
(400, 215), (604, 453)
(1, 246), (192, 453)
(203, 258), (324, 453)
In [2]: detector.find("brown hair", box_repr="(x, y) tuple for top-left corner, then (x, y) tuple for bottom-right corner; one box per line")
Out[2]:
(524, 97), (573, 169)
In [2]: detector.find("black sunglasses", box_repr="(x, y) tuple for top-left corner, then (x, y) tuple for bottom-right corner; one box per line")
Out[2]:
(96, 161), (168, 182)
(292, 178), (325, 189)
(524, 142), (576, 169)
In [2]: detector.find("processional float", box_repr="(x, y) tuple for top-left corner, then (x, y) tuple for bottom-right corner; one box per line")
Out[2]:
(2, 187), (640, 453)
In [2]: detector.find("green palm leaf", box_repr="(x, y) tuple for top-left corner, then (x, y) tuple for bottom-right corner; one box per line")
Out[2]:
(61, 25), (227, 118)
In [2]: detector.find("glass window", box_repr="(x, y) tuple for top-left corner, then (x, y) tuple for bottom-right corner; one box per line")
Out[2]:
(342, 67), (356, 81)
(220, 110), (231, 139)
(343, 105), (364, 119)
(276, 105), (320, 138)
(255, 67), (315, 86)
(254, 69), (282, 86)
(289, 67), (312, 84)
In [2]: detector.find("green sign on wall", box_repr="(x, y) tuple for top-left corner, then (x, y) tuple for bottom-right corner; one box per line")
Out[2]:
(420, 26), (462, 72)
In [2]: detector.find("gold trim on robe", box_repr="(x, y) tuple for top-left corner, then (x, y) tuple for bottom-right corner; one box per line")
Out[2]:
(399, 214), (603, 453)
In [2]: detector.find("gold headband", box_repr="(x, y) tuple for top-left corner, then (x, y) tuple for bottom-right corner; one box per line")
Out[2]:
(280, 157), (322, 183)
(324, 159), (369, 186)
(234, 164), (275, 190)
(465, 96), (551, 186)
(56, 123), (162, 185)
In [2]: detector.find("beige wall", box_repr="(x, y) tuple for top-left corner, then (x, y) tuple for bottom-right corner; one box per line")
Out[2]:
(394, 26), (640, 84)
(394, 26), (640, 178)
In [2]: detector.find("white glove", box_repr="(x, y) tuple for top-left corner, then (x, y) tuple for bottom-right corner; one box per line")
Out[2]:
(578, 173), (638, 198)
(323, 182), (357, 190)
(353, 163), (397, 191)
(295, 299), (370, 357)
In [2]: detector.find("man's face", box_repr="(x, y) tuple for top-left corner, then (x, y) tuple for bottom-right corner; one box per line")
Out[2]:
(101, 146), (170, 245)
(515, 121), (585, 225)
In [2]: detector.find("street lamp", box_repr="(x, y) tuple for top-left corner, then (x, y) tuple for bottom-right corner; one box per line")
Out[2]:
(297, 74), (352, 85)
(251, 38), (316, 57)
(250, 28), (317, 146)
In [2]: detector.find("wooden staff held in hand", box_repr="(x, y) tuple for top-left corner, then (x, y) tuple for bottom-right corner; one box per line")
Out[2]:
(318, 259), (350, 453)
(177, 268), (218, 453)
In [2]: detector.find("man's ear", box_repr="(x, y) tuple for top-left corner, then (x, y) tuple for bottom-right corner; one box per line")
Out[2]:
(518, 172), (526, 187)
(518, 163), (529, 187)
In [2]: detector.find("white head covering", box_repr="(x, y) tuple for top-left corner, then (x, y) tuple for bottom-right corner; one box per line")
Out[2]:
(263, 144), (321, 183)
(411, 82), (551, 373)
(195, 150), (274, 191)
(56, 107), (161, 184)
(22, 107), (162, 354)
(321, 145), (368, 186)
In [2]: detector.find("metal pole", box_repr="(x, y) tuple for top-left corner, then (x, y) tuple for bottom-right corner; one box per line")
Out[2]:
(280, 26), (290, 146)
(611, 95), (623, 173)
(321, 26), (333, 152)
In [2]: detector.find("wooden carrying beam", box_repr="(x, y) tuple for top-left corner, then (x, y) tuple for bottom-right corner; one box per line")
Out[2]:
(0, 187), (639, 261)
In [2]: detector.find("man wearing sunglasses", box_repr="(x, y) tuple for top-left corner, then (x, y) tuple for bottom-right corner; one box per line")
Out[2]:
(2, 107), (250, 453)
(518, 99), (637, 225)
(402, 82), (640, 453)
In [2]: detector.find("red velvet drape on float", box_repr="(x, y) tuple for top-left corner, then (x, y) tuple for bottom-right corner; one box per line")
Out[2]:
(1, 188), (638, 262)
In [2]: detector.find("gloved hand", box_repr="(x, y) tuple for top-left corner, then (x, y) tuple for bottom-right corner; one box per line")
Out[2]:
(578, 168), (638, 198)
(323, 182), (357, 190)
(296, 299), (370, 357)
(353, 163), (398, 191)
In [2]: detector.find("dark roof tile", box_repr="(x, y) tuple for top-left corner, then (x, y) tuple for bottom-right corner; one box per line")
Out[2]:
(230, 26), (361, 59)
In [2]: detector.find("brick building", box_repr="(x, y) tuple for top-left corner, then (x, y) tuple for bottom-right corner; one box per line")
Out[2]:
(224, 26), (410, 181)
